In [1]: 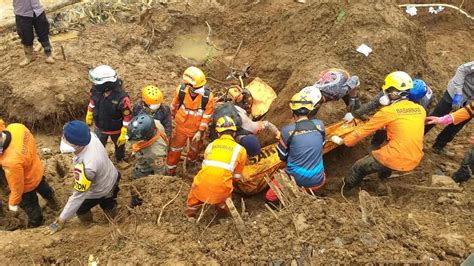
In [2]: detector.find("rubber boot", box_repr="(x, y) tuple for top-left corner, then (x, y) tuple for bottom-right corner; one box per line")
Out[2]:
(103, 206), (118, 219)
(77, 211), (93, 224)
(44, 46), (55, 64)
(45, 194), (61, 211)
(19, 46), (33, 67)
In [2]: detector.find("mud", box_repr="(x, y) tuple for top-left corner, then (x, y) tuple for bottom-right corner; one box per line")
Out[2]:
(0, 0), (473, 264)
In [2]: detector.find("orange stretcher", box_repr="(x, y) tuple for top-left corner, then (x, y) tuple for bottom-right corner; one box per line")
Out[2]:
(234, 119), (364, 195)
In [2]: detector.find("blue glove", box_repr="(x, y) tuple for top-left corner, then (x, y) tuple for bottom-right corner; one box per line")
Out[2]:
(452, 93), (463, 110)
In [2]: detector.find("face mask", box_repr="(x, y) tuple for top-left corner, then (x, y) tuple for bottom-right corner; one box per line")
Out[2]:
(192, 87), (205, 95)
(60, 139), (76, 154)
(379, 94), (390, 106)
(149, 104), (161, 111)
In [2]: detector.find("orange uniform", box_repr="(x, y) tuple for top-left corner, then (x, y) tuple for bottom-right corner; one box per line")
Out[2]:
(451, 101), (474, 125)
(0, 124), (44, 206)
(166, 85), (215, 173)
(186, 135), (247, 216)
(344, 100), (426, 171)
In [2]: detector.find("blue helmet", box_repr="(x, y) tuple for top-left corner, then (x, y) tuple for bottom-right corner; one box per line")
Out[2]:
(408, 79), (427, 101)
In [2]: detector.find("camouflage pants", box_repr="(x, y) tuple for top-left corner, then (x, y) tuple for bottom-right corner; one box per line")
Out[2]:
(452, 147), (474, 183)
(345, 155), (392, 189)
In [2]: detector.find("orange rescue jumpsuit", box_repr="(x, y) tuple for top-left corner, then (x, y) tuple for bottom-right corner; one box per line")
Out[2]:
(186, 134), (247, 217)
(166, 85), (215, 174)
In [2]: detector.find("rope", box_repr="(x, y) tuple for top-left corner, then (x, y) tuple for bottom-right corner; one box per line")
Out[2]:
(398, 3), (474, 20)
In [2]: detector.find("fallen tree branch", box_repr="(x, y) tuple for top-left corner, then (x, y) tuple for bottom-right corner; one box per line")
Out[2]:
(398, 3), (474, 20)
(157, 184), (183, 225)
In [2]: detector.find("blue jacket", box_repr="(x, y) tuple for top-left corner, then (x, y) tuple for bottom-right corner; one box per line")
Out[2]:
(277, 119), (325, 187)
(133, 101), (172, 139)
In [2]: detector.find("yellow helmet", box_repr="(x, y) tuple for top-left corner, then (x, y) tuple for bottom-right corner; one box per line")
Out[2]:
(183, 66), (206, 88)
(142, 85), (164, 105)
(382, 71), (413, 91)
(216, 116), (237, 133)
(289, 92), (315, 111)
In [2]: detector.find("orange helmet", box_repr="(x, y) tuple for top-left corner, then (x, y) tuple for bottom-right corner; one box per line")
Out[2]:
(183, 66), (206, 88)
(142, 85), (164, 105)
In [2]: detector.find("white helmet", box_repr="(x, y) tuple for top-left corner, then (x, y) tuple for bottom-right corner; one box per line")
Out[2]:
(300, 85), (322, 107)
(89, 65), (118, 85)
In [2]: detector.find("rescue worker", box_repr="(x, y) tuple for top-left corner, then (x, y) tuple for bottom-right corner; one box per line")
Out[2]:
(331, 71), (426, 190)
(347, 79), (433, 149)
(86, 65), (133, 164)
(49, 120), (120, 234)
(185, 116), (247, 217)
(166, 66), (215, 175)
(132, 85), (172, 139)
(267, 91), (326, 204)
(13, 0), (54, 66)
(426, 101), (474, 182)
(0, 120), (59, 227)
(300, 68), (360, 115)
(425, 61), (474, 156)
(211, 101), (279, 157)
(127, 114), (168, 178)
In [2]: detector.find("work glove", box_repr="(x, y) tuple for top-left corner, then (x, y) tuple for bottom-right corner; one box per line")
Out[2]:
(451, 93), (463, 111)
(425, 115), (454, 126)
(9, 205), (19, 217)
(192, 131), (202, 143)
(343, 112), (354, 123)
(49, 219), (65, 235)
(330, 136), (344, 145)
(85, 110), (94, 126)
(117, 127), (128, 147)
(347, 97), (360, 112)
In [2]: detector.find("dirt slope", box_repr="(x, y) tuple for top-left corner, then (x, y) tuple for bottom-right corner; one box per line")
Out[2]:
(0, 0), (473, 264)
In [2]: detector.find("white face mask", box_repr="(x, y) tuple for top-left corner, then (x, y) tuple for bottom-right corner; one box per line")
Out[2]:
(149, 104), (161, 111)
(379, 94), (391, 106)
(192, 87), (205, 95)
(60, 139), (76, 154)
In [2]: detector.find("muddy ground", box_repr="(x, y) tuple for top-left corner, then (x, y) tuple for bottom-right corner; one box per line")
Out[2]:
(0, 0), (473, 264)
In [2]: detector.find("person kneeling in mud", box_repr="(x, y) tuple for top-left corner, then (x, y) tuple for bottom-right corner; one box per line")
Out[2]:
(300, 68), (361, 116)
(49, 121), (121, 234)
(266, 92), (326, 206)
(127, 114), (168, 207)
(185, 116), (247, 218)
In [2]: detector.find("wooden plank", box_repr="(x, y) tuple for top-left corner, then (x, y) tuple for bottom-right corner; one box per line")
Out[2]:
(225, 197), (247, 244)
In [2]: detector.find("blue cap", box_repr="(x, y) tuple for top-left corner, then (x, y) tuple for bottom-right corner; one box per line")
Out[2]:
(63, 120), (91, 146)
(239, 135), (261, 157)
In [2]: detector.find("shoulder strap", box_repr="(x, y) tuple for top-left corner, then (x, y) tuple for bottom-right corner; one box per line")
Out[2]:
(200, 88), (210, 110)
(177, 84), (187, 109)
(285, 120), (324, 153)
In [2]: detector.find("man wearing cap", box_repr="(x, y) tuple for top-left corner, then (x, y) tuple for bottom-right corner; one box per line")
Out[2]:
(0, 120), (59, 227)
(49, 120), (120, 234)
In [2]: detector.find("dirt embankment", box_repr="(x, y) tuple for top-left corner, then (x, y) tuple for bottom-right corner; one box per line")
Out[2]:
(0, 0), (473, 264)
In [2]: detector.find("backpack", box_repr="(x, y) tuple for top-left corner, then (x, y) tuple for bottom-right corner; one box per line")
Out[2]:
(285, 120), (325, 153)
(177, 84), (210, 111)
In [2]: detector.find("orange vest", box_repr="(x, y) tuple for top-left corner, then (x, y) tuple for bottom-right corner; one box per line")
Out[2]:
(344, 100), (426, 171)
(451, 101), (473, 125)
(191, 135), (247, 204)
(171, 85), (215, 136)
(0, 124), (44, 205)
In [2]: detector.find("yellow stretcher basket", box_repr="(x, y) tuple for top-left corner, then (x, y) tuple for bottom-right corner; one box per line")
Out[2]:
(234, 119), (364, 195)
(245, 77), (277, 119)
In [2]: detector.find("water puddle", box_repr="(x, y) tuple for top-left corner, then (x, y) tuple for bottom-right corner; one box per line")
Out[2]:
(171, 32), (223, 63)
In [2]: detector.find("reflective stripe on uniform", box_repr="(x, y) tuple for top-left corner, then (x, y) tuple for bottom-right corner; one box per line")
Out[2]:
(200, 123), (208, 129)
(233, 174), (242, 179)
(166, 164), (177, 169)
(202, 145), (242, 172)
(170, 146), (184, 152)
(89, 103), (95, 108)
(180, 105), (204, 117)
(203, 114), (212, 119)
(123, 121), (130, 126)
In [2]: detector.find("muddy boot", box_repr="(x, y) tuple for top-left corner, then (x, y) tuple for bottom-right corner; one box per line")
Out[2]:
(452, 166), (471, 183)
(45, 195), (61, 211)
(432, 145), (455, 158)
(19, 46), (34, 67)
(43, 43), (55, 64)
(104, 206), (118, 219)
(77, 211), (93, 225)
